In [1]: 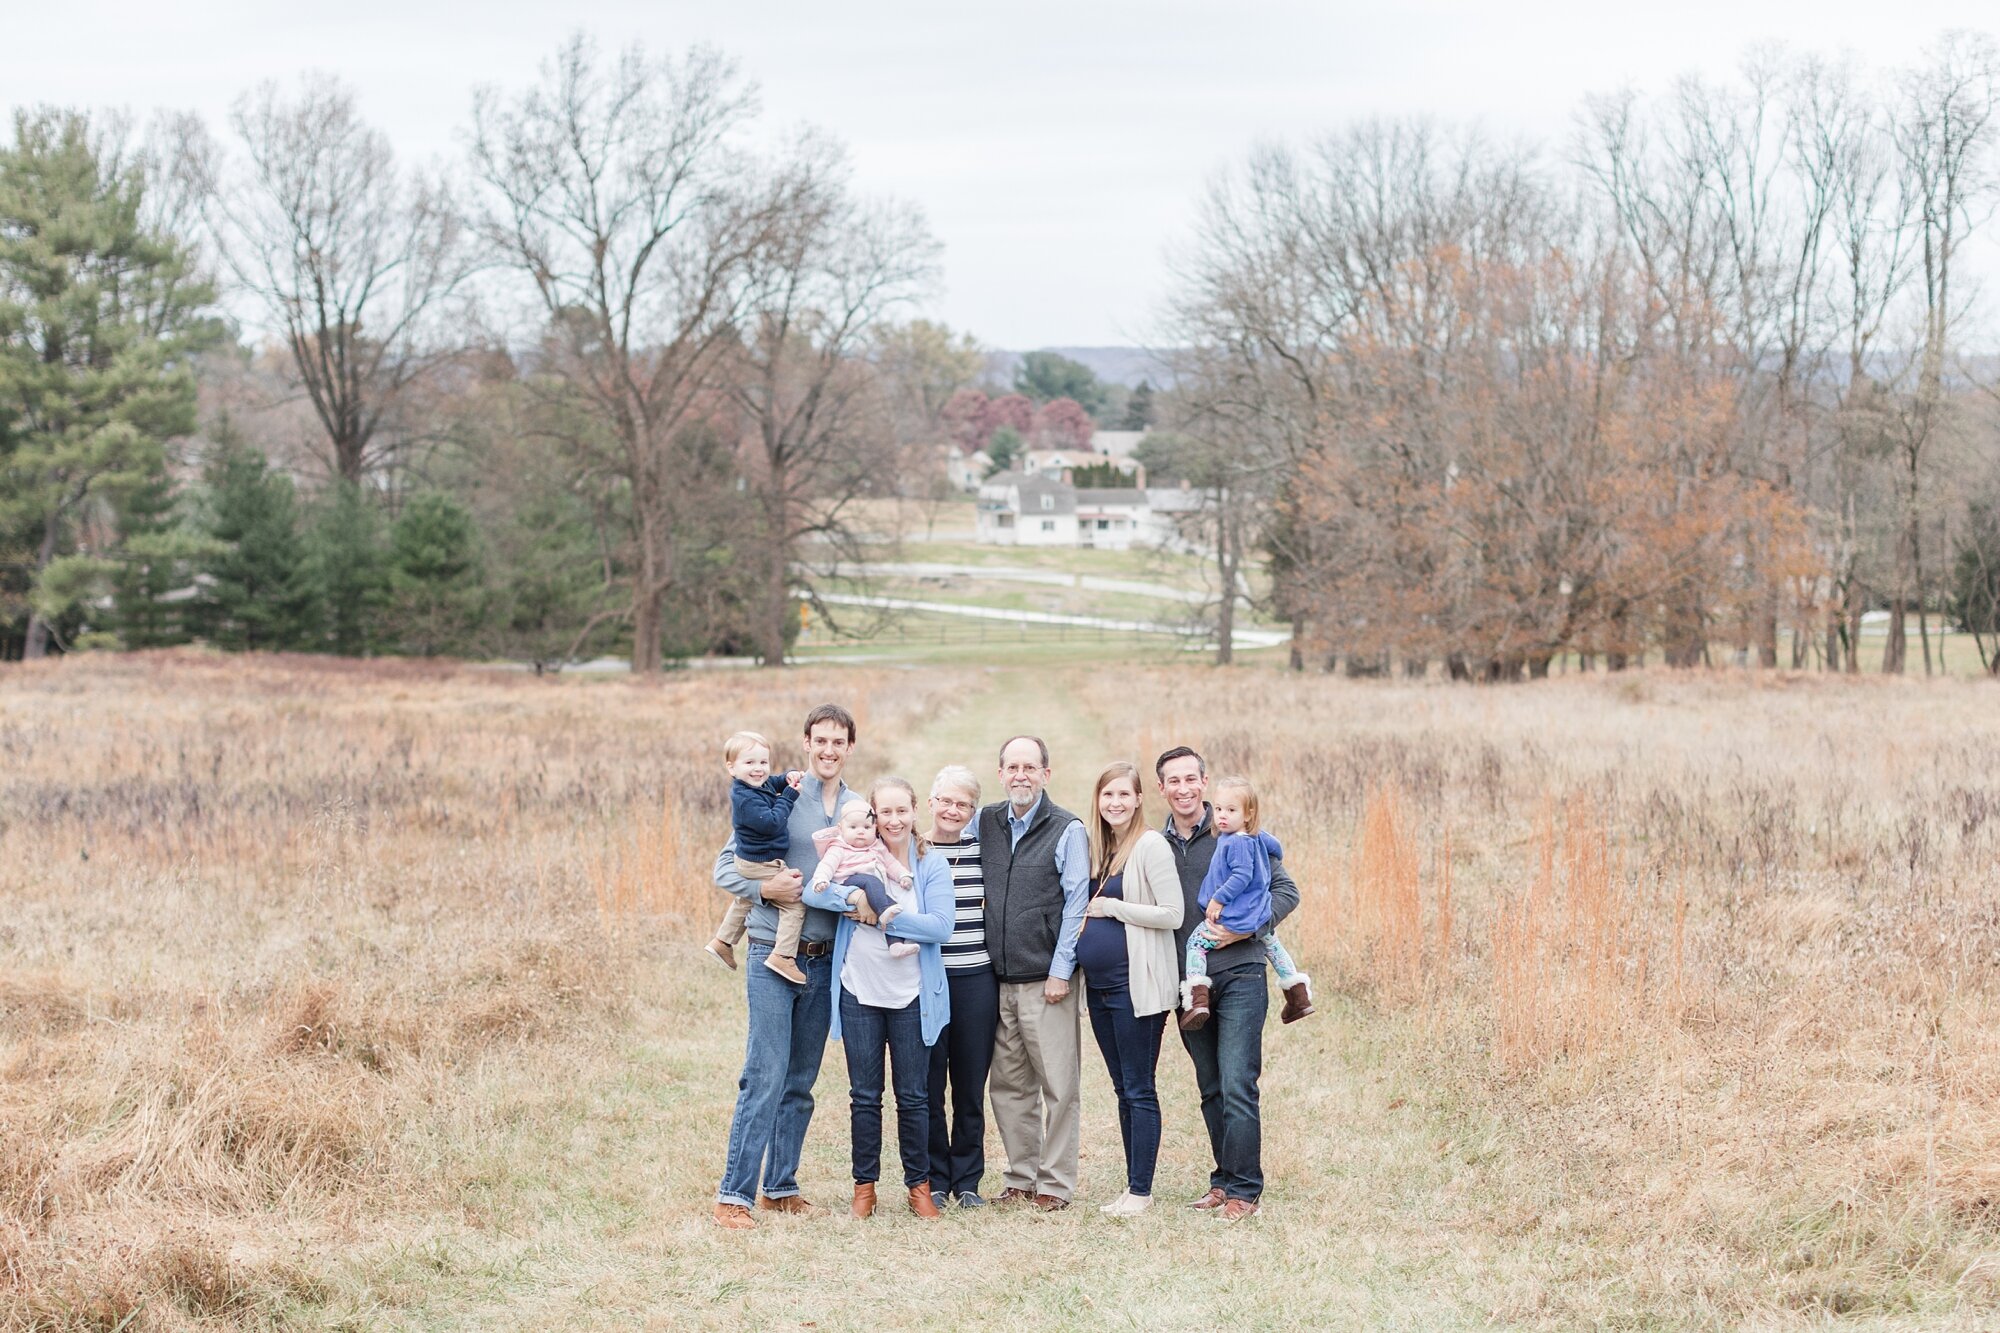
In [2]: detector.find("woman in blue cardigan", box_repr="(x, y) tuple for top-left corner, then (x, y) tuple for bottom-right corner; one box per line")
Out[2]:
(801, 775), (955, 1221)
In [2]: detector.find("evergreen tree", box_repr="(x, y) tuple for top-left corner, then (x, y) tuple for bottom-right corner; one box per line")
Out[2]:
(303, 480), (385, 656)
(1013, 350), (1108, 418)
(384, 491), (482, 656)
(0, 109), (215, 657)
(1123, 380), (1155, 431)
(193, 430), (315, 650)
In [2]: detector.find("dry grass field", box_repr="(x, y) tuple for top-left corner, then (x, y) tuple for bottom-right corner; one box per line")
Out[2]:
(3, 651), (1998, 1330)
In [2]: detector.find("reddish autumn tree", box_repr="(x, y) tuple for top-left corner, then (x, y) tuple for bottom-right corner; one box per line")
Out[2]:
(986, 392), (1034, 437)
(1032, 397), (1095, 451)
(941, 387), (991, 453)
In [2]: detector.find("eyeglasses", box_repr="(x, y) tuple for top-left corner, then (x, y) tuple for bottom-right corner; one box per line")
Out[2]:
(932, 797), (974, 812)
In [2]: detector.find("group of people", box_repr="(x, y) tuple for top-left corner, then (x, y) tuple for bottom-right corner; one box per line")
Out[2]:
(704, 703), (1313, 1229)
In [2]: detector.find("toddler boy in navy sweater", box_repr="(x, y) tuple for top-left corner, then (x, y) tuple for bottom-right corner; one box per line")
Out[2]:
(705, 731), (808, 981)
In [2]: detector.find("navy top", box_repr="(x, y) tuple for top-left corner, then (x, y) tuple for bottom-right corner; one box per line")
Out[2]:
(1073, 872), (1129, 992)
(731, 776), (800, 863)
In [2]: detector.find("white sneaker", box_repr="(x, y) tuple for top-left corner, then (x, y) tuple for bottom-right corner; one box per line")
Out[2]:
(1099, 1192), (1154, 1218)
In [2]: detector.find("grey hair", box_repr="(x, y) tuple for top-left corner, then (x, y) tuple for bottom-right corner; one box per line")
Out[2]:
(930, 765), (981, 804)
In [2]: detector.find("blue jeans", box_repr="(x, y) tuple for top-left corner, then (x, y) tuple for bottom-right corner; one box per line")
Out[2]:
(928, 966), (998, 1197)
(716, 939), (832, 1207)
(1086, 983), (1166, 1196)
(841, 990), (932, 1189)
(1177, 961), (1267, 1201)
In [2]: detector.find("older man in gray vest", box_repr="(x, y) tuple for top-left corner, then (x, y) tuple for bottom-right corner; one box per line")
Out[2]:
(979, 734), (1089, 1210)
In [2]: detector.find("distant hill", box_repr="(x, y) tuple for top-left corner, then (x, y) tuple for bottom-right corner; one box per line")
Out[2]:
(987, 347), (1181, 390)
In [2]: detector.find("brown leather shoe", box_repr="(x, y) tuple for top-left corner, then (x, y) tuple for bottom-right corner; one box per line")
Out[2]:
(1033, 1193), (1070, 1212)
(1188, 1187), (1227, 1211)
(1221, 1197), (1261, 1220)
(994, 1187), (1037, 1206)
(1280, 976), (1315, 1024)
(712, 1202), (755, 1230)
(757, 1194), (826, 1218)
(909, 1186), (941, 1219)
(850, 1182), (877, 1219)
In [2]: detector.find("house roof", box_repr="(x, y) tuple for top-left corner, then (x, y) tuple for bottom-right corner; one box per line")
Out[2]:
(1074, 487), (1150, 509)
(981, 470), (1076, 515)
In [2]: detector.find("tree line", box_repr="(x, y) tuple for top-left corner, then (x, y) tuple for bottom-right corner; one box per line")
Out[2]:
(1166, 33), (2000, 675)
(7, 32), (2000, 675)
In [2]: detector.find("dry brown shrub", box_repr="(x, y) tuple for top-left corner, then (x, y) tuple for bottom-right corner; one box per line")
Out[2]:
(1490, 796), (1645, 1070)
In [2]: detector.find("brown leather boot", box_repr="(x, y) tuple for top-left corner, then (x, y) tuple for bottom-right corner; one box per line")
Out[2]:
(850, 1182), (877, 1218)
(909, 1185), (941, 1219)
(712, 1201), (755, 1230)
(765, 953), (808, 984)
(1280, 975), (1315, 1024)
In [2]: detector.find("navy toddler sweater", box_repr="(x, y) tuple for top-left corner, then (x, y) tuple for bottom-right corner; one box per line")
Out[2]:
(732, 776), (800, 862)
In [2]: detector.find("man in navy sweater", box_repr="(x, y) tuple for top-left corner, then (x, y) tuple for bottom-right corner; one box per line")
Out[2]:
(709, 704), (858, 1230)
(1155, 745), (1300, 1220)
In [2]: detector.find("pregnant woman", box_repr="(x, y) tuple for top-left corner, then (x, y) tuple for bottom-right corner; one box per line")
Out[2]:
(1074, 760), (1184, 1216)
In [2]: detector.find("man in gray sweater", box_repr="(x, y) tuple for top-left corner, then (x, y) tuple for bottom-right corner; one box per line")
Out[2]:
(1155, 745), (1301, 1220)
(979, 735), (1090, 1210)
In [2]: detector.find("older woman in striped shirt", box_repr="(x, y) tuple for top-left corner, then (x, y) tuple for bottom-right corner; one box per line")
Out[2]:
(923, 765), (996, 1209)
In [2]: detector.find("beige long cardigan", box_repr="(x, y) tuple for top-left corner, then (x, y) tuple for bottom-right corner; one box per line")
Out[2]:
(1082, 828), (1185, 1017)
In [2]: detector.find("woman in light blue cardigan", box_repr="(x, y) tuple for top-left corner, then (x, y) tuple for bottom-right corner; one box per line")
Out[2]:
(801, 775), (954, 1220)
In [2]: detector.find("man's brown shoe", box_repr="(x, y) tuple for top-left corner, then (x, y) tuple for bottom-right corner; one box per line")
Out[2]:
(994, 1187), (1037, 1206)
(712, 1202), (755, 1230)
(1033, 1193), (1070, 1212)
(1188, 1187), (1227, 1211)
(757, 1194), (825, 1218)
(850, 1182), (877, 1219)
(1221, 1197), (1261, 1220)
(909, 1186), (941, 1219)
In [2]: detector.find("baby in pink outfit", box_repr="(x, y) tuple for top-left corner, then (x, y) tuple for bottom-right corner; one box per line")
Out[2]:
(812, 799), (918, 957)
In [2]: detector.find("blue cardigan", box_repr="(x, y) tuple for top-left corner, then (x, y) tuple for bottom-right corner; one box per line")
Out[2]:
(808, 840), (955, 1047)
(1198, 829), (1284, 936)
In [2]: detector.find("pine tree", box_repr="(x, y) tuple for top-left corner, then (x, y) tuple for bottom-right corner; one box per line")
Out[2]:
(1123, 380), (1155, 431)
(193, 433), (315, 650)
(304, 480), (384, 656)
(0, 109), (215, 657)
(384, 491), (482, 656)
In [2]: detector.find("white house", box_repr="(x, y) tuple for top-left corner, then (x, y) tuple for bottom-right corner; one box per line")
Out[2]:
(976, 471), (1079, 546)
(1073, 488), (1153, 550)
(976, 469), (1214, 553)
(943, 446), (991, 492)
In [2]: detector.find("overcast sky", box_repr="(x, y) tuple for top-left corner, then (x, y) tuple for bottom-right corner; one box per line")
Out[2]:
(5, 1), (1998, 348)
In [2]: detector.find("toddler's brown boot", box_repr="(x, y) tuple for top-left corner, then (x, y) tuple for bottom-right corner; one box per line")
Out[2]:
(764, 952), (807, 984)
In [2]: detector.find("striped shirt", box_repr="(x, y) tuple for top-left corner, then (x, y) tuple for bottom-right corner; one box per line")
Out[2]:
(932, 833), (990, 970)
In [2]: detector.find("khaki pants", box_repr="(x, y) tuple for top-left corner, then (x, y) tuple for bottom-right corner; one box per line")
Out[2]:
(715, 857), (805, 957)
(989, 978), (1081, 1201)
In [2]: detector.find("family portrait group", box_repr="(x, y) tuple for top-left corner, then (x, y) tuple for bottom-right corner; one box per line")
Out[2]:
(703, 703), (1316, 1229)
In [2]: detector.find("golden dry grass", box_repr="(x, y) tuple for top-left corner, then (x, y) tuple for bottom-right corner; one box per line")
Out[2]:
(2, 651), (1998, 1329)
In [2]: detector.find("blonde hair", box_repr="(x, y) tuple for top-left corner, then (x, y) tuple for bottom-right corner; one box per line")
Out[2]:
(1089, 761), (1148, 878)
(869, 776), (931, 859)
(724, 730), (772, 765)
(1212, 775), (1260, 834)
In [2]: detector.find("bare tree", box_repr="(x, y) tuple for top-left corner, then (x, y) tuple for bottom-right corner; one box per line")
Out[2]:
(210, 74), (472, 485)
(1882, 32), (1997, 674)
(470, 36), (772, 673)
(728, 137), (938, 665)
